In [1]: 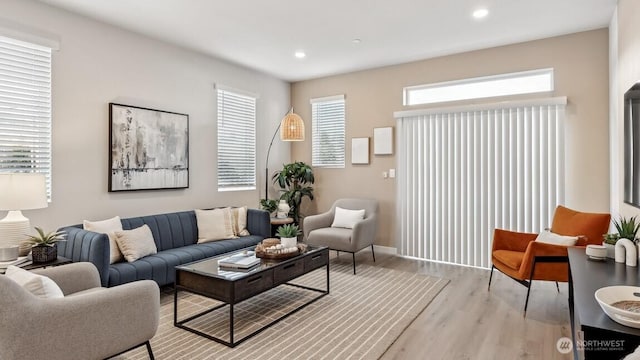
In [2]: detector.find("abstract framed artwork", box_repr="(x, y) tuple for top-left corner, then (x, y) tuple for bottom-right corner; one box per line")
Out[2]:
(351, 137), (370, 165)
(109, 103), (189, 192)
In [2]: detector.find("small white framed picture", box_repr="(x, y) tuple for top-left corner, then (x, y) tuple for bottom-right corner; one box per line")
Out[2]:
(374, 127), (393, 155)
(351, 137), (370, 164)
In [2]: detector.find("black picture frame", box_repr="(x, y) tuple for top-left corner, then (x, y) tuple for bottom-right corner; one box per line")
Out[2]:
(109, 103), (189, 192)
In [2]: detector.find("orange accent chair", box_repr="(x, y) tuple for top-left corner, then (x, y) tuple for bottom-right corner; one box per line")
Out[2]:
(488, 205), (610, 314)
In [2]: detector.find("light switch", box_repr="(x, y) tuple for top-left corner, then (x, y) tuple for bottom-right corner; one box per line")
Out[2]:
(389, 169), (396, 178)
(383, 171), (388, 178)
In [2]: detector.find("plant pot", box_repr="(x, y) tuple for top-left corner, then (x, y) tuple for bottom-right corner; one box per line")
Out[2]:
(603, 242), (616, 259)
(281, 237), (297, 248)
(31, 244), (57, 263)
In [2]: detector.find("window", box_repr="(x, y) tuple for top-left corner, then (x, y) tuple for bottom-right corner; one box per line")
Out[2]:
(216, 87), (257, 191)
(311, 95), (345, 168)
(404, 68), (554, 106)
(0, 36), (52, 199)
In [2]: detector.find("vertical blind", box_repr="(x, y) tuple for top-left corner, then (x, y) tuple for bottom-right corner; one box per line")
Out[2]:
(395, 98), (566, 268)
(0, 36), (52, 199)
(217, 88), (256, 190)
(311, 95), (345, 168)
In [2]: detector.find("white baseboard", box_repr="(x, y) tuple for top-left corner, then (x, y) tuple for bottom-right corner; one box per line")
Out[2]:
(373, 245), (397, 255)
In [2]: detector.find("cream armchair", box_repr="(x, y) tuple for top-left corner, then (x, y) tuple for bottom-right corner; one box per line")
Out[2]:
(304, 198), (378, 274)
(0, 262), (159, 360)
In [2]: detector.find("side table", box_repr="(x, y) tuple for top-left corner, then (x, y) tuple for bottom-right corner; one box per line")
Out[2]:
(270, 217), (294, 236)
(21, 256), (72, 271)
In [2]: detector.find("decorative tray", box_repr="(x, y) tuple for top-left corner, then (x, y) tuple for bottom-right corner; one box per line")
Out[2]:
(595, 286), (640, 328)
(255, 242), (307, 260)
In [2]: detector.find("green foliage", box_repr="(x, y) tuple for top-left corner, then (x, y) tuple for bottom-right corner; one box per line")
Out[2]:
(25, 227), (66, 247)
(613, 216), (640, 241)
(276, 224), (302, 238)
(260, 199), (278, 214)
(271, 162), (315, 224)
(603, 233), (620, 245)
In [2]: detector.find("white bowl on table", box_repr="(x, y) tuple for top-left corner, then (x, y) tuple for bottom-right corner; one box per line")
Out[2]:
(595, 286), (640, 328)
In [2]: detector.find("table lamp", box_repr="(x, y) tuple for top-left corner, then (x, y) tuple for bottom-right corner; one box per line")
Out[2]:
(0, 173), (48, 261)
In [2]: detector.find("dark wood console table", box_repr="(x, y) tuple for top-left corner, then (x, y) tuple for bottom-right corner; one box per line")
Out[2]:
(568, 247), (640, 359)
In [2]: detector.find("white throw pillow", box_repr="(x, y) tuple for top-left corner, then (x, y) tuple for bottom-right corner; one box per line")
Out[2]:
(535, 230), (579, 246)
(5, 265), (64, 299)
(84, 216), (124, 264)
(331, 207), (366, 229)
(195, 208), (237, 243)
(229, 206), (250, 237)
(113, 225), (158, 262)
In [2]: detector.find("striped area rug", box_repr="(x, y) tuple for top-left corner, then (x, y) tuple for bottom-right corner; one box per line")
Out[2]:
(116, 263), (448, 360)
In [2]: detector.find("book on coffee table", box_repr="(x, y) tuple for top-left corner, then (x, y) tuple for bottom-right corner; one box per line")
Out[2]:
(218, 254), (260, 270)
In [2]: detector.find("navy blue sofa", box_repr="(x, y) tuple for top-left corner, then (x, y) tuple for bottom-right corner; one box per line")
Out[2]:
(58, 209), (270, 287)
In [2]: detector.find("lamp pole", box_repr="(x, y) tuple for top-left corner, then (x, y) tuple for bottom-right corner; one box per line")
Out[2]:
(264, 119), (283, 201)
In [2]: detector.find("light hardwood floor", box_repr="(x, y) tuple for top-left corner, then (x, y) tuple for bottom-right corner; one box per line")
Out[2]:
(333, 250), (572, 360)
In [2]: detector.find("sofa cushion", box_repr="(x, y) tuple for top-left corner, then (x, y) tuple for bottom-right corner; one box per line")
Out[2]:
(114, 225), (158, 262)
(5, 265), (64, 299)
(84, 216), (123, 264)
(195, 208), (236, 243)
(230, 206), (250, 236)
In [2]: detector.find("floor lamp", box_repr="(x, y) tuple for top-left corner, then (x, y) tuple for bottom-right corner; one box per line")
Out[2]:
(0, 173), (48, 261)
(264, 108), (305, 200)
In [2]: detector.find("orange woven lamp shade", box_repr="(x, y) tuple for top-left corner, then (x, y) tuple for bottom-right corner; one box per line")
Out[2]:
(280, 112), (305, 141)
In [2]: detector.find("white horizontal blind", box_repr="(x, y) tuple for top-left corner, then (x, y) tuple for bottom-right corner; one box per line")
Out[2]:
(396, 99), (566, 268)
(0, 36), (52, 199)
(311, 95), (345, 167)
(217, 88), (256, 190)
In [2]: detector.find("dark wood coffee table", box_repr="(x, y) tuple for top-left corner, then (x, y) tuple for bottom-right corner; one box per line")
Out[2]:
(174, 245), (329, 347)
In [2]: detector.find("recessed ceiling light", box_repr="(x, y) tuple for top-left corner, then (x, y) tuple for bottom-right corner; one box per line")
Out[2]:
(352, 38), (362, 44)
(473, 8), (489, 19)
(294, 51), (306, 59)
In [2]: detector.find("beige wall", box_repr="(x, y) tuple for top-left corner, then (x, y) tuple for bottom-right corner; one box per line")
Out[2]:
(292, 29), (610, 248)
(613, 0), (640, 219)
(1, 0), (291, 230)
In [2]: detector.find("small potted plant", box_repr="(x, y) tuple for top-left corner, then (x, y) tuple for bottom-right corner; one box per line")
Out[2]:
(260, 199), (278, 216)
(603, 233), (620, 259)
(24, 227), (66, 263)
(603, 216), (640, 259)
(276, 224), (302, 248)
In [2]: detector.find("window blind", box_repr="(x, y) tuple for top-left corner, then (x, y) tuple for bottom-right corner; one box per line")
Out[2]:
(395, 98), (566, 268)
(217, 88), (256, 190)
(311, 95), (345, 168)
(0, 36), (52, 199)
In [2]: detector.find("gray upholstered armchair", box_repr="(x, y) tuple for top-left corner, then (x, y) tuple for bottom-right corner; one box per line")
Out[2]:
(303, 198), (378, 274)
(0, 262), (159, 360)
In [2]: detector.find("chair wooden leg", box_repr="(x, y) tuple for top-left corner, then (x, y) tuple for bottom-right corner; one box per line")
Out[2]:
(352, 253), (356, 275)
(371, 244), (376, 262)
(488, 265), (495, 291)
(146, 341), (155, 360)
(556, 281), (560, 293)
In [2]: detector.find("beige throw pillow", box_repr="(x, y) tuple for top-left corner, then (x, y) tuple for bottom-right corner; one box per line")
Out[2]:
(5, 265), (64, 299)
(331, 207), (366, 229)
(195, 208), (236, 243)
(114, 225), (158, 262)
(229, 206), (250, 236)
(84, 216), (124, 264)
(534, 230), (579, 246)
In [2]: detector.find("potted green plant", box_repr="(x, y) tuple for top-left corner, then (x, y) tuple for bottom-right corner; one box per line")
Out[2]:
(276, 224), (302, 248)
(260, 199), (278, 216)
(24, 227), (66, 263)
(603, 216), (640, 259)
(272, 161), (315, 224)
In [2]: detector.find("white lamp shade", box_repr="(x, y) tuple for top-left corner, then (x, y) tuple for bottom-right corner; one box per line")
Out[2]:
(0, 173), (48, 210)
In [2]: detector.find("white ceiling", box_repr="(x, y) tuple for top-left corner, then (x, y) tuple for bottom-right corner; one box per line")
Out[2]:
(37, 0), (617, 82)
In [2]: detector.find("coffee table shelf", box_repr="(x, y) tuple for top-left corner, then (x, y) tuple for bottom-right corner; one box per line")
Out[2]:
(174, 245), (329, 347)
